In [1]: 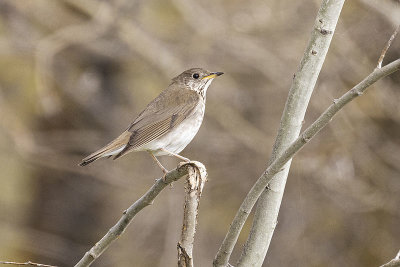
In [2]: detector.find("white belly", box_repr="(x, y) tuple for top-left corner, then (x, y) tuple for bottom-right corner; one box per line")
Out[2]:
(139, 103), (205, 156)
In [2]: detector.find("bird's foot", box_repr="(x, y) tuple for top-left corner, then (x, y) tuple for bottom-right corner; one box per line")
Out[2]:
(178, 155), (190, 162)
(161, 170), (174, 188)
(149, 152), (171, 181)
(160, 148), (190, 162)
(162, 168), (169, 182)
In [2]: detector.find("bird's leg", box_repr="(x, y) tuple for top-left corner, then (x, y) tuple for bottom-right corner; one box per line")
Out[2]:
(148, 152), (169, 180)
(160, 148), (190, 162)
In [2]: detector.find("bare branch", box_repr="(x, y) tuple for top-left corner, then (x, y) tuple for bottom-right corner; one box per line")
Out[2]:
(214, 57), (400, 267)
(377, 25), (399, 68)
(237, 0), (346, 264)
(0, 261), (57, 267)
(178, 162), (207, 267)
(214, 0), (346, 265)
(379, 250), (400, 267)
(74, 162), (200, 267)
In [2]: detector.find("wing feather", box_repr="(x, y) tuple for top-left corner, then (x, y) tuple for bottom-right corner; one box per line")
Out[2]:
(114, 89), (200, 159)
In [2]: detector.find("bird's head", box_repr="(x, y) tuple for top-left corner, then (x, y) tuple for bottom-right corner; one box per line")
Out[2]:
(172, 68), (224, 97)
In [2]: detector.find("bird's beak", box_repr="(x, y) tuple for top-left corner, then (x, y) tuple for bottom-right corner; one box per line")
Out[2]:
(202, 72), (224, 80)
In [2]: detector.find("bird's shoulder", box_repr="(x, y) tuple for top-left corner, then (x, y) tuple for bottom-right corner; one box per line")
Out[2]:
(150, 84), (200, 111)
(127, 84), (201, 131)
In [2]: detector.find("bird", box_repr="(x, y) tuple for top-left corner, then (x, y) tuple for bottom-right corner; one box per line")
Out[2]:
(79, 68), (223, 175)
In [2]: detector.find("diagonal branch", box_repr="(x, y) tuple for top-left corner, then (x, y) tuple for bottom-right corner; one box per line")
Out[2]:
(74, 162), (200, 267)
(214, 0), (345, 265)
(237, 1), (346, 265)
(213, 57), (400, 267)
(0, 261), (57, 267)
(379, 250), (400, 267)
(377, 24), (399, 68)
(178, 162), (207, 267)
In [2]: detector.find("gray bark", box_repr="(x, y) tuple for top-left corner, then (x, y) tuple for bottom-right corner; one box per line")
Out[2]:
(237, 1), (346, 266)
(178, 162), (207, 267)
(74, 162), (198, 267)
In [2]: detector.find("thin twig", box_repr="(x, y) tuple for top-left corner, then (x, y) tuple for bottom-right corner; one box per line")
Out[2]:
(74, 162), (201, 267)
(213, 58), (400, 267)
(178, 162), (207, 267)
(34, 1), (113, 116)
(0, 261), (57, 267)
(377, 25), (399, 68)
(379, 250), (400, 267)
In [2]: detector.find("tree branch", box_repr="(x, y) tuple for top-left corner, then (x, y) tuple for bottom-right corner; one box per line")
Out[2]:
(0, 261), (57, 267)
(74, 162), (199, 267)
(237, 1), (346, 266)
(379, 250), (400, 267)
(213, 56), (400, 266)
(377, 24), (399, 68)
(178, 162), (207, 267)
(214, 0), (345, 266)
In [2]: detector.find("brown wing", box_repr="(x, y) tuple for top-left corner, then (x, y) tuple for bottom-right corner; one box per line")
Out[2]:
(79, 131), (131, 166)
(113, 87), (200, 159)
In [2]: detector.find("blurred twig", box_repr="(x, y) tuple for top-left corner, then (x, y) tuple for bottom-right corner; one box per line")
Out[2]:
(207, 103), (269, 155)
(213, 58), (400, 267)
(74, 161), (206, 267)
(172, 0), (287, 80)
(64, 0), (184, 75)
(35, 1), (113, 116)
(0, 221), (86, 266)
(0, 261), (57, 267)
(0, 88), (131, 187)
(65, 0), (271, 156)
(178, 162), (207, 267)
(359, 0), (400, 26)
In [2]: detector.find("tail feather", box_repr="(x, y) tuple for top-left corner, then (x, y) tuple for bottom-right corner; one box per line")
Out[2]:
(79, 131), (131, 166)
(79, 156), (99, 166)
(79, 147), (119, 166)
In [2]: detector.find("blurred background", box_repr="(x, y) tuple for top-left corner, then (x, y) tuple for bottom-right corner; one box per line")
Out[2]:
(0, 0), (399, 266)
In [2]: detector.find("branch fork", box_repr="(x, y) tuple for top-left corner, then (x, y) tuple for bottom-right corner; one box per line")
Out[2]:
(178, 161), (207, 267)
(75, 161), (207, 267)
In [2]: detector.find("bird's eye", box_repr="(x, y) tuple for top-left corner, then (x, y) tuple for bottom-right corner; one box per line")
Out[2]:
(192, 73), (200, 79)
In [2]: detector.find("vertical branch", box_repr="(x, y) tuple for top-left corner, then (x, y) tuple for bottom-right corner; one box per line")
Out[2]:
(211, 56), (400, 267)
(178, 162), (207, 267)
(213, 1), (345, 266)
(237, 1), (345, 266)
(74, 163), (194, 267)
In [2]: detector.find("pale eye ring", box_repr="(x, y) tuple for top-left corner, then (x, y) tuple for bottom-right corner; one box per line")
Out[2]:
(192, 73), (200, 79)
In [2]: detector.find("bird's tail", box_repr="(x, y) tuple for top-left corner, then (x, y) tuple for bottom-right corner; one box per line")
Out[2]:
(79, 131), (131, 166)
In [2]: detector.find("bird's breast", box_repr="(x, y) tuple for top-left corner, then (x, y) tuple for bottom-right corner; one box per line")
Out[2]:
(142, 102), (206, 156)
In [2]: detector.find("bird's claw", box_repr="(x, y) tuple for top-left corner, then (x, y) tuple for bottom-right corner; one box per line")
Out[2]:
(162, 169), (169, 182)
